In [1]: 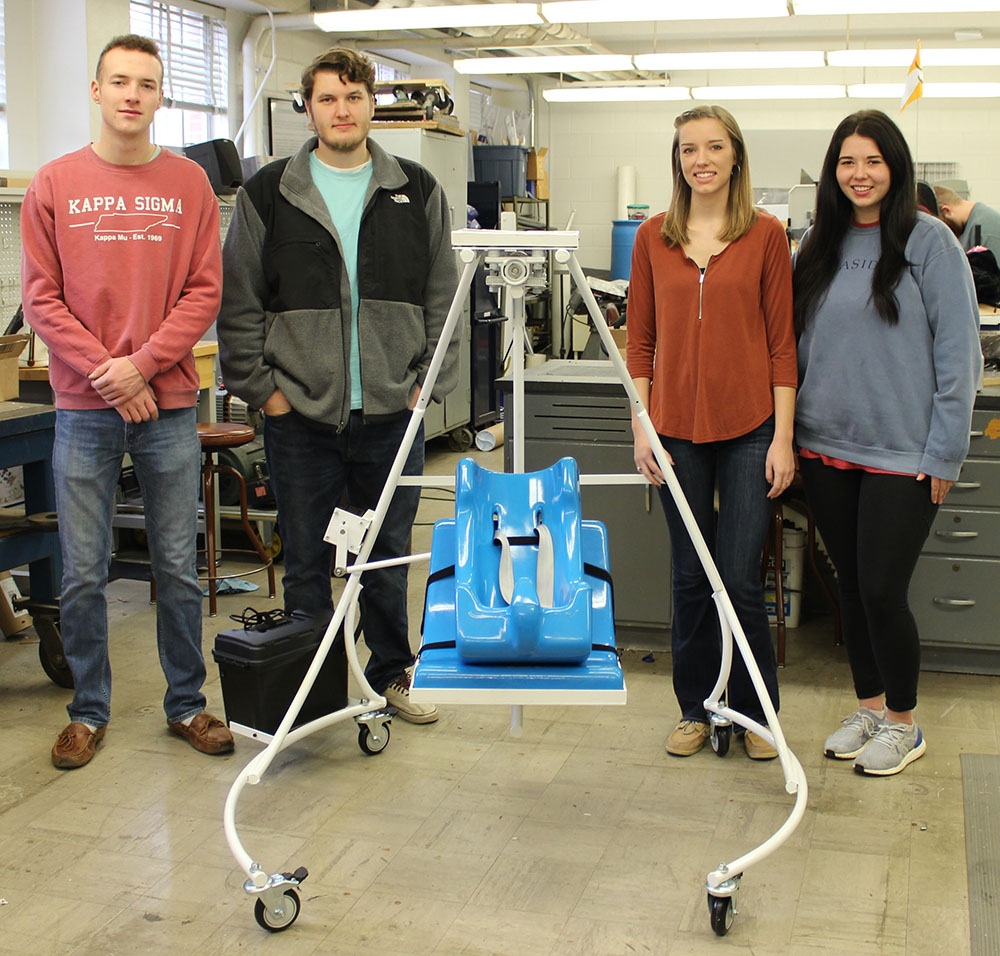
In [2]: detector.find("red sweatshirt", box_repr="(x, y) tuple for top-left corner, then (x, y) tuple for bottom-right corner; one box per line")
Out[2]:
(20, 145), (222, 409)
(626, 209), (797, 443)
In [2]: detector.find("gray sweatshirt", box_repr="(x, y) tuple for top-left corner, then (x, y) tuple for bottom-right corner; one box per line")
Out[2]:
(796, 213), (980, 481)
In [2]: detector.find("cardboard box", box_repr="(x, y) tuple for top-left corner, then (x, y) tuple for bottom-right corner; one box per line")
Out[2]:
(610, 326), (627, 360)
(0, 334), (30, 401)
(527, 147), (549, 200)
(0, 570), (31, 637)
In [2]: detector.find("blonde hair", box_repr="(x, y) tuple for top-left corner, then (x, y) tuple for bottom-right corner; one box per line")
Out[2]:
(661, 105), (757, 247)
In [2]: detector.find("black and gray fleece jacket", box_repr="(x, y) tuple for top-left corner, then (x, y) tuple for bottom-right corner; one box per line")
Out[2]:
(217, 136), (460, 426)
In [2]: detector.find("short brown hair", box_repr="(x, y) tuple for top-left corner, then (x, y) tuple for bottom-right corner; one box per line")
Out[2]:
(661, 105), (757, 247)
(301, 47), (376, 103)
(96, 34), (163, 86)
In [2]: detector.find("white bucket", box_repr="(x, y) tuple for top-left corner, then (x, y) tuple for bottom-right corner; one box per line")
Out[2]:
(765, 528), (805, 628)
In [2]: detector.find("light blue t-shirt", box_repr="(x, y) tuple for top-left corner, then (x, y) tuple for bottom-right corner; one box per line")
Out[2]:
(309, 151), (374, 410)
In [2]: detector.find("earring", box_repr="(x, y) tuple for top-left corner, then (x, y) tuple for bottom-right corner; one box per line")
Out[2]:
(732, 164), (741, 176)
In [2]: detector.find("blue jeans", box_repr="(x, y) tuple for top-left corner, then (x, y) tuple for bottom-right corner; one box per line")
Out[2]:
(263, 409), (423, 693)
(53, 407), (205, 727)
(657, 419), (780, 724)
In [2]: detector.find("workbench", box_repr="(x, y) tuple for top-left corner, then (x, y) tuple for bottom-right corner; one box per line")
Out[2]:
(0, 401), (60, 604)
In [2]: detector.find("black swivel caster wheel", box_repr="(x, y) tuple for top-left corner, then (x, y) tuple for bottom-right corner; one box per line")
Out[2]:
(447, 426), (475, 452)
(358, 721), (390, 755)
(254, 888), (300, 932)
(711, 723), (732, 757)
(708, 894), (735, 936)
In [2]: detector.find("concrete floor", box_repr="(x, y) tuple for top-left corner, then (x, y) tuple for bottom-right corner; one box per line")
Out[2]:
(0, 441), (992, 955)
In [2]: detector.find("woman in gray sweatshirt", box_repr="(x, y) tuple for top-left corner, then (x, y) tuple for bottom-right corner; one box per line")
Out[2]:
(793, 110), (980, 777)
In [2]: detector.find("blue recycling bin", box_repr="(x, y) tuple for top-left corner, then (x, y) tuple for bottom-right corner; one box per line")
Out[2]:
(610, 219), (642, 280)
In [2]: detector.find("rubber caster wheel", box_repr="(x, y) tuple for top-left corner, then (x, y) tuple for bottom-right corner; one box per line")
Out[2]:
(358, 722), (390, 755)
(447, 426), (475, 452)
(708, 894), (734, 936)
(264, 524), (283, 562)
(254, 888), (300, 932)
(35, 618), (74, 689)
(711, 724), (732, 757)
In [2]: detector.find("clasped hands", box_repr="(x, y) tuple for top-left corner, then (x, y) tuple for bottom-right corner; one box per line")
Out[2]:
(89, 356), (158, 422)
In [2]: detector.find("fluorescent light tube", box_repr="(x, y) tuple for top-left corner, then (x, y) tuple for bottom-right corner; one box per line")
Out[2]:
(313, 4), (543, 33)
(796, 1), (1000, 13)
(829, 48), (1000, 67)
(455, 55), (634, 75)
(848, 82), (1000, 97)
(543, 86), (692, 102)
(691, 85), (846, 99)
(636, 51), (825, 70)
(542, 0), (788, 24)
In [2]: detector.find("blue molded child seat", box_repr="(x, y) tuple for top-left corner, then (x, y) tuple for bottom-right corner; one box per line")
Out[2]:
(454, 457), (592, 663)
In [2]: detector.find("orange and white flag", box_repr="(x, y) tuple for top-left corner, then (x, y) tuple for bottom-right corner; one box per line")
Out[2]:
(900, 41), (923, 113)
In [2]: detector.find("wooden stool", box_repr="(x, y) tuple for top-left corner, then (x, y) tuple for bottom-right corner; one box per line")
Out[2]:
(762, 475), (842, 667)
(153, 423), (276, 616)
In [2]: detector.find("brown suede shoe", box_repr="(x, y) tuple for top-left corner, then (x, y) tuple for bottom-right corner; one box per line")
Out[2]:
(745, 729), (779, 760)
(665, 719), (711, 756)
(52, 722), (106, 769)
(167, 712), (235, 755)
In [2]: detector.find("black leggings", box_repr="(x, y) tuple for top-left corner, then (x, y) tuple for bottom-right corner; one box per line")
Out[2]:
(798, 458), (938, 713)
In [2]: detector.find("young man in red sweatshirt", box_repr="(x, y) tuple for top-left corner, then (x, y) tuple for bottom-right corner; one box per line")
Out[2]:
(20, 34), (233, 768)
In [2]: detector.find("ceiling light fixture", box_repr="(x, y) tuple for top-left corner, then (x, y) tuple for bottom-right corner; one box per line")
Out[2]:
(794, 1), (1000, 13)
(691, 84), (846, 99)
(455, 54), (634, 75)
(541, 0), (789, 24)
(848, 81), (1000, 97)
(829, 48), (1000, 67)
(543, 86), (693, 102)
(635, 51), (825, 70)
(313, 3), (543, 33)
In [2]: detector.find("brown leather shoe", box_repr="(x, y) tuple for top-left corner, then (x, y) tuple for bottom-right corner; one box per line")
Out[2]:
(167, 712), (235, 755)
(52, 722), (106, 769)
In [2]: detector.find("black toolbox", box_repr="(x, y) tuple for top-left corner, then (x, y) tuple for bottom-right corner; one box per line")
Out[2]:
(212, 610), (348, 735)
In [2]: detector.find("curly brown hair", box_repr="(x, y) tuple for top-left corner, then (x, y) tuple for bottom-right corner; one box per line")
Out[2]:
(301, 48), (377, 103)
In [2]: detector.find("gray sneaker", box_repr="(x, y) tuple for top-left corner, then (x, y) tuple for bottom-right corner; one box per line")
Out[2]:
(854, 721), (926, 776)
(824, 707), (885, 759)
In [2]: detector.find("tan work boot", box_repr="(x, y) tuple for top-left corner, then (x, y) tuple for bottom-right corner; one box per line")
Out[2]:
(665, 719), (710, 756)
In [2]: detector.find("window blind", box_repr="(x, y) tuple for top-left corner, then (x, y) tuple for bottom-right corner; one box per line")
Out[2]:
(129, 0), (227, 115)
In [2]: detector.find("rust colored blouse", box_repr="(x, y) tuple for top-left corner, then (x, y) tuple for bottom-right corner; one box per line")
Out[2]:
(626, 209), (797, 443)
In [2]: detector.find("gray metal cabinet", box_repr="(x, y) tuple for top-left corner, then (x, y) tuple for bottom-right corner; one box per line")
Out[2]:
(369, 127), (471, 441)
(502, 360), (671, 650)
(912, 393), (1000, 673)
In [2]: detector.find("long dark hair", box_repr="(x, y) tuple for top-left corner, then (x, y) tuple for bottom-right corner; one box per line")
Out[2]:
(793, 110), (917, 332)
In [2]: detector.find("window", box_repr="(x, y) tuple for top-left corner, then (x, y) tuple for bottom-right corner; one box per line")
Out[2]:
(0, 0), (7, 167)
(129, 0), (228, 148)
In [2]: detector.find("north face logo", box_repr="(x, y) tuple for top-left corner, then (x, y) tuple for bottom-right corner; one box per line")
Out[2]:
(390, 194), (410, 204)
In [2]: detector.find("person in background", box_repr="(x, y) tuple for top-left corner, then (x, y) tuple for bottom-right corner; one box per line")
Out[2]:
(217, 48), (459, 723)
(794, 110), (980, 776)
(932, 184), (1000, 262)
(627, 105), (797, 761)
(21, 35), (232, 768)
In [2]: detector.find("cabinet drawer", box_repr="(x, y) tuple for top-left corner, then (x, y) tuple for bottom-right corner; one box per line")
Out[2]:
(924, 507), (1000, 558)
(523, 392), (632, 443)
(968, 410), (1000, 459)
(910, 555), (1000, 649)
(948, 458), (1000, 508)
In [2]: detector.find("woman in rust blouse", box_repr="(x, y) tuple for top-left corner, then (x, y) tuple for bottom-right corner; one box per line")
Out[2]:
(627, 105), (797, 760)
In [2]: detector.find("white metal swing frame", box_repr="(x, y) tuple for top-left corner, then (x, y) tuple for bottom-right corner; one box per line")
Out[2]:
(222, 220), (808, 930)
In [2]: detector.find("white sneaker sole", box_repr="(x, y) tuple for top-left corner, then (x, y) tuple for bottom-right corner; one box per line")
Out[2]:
(853, 738), (926, 776)
(392, 706), (439, 724)
(824, 742), (871, 760)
